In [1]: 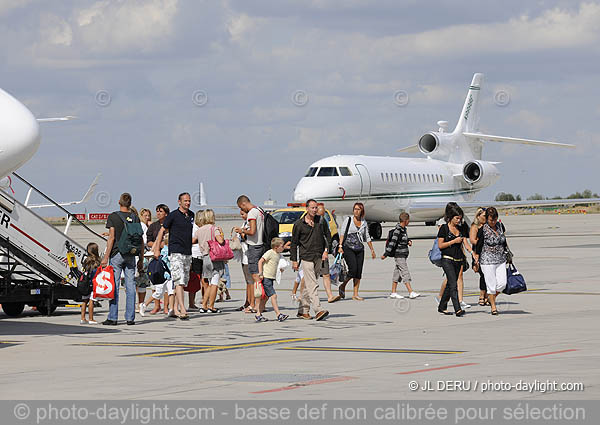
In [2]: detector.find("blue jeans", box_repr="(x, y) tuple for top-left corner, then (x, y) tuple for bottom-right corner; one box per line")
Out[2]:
(108, 253), (136, 322)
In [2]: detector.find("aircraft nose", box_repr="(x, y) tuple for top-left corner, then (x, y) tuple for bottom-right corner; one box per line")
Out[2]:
(0, 88), (41, 173)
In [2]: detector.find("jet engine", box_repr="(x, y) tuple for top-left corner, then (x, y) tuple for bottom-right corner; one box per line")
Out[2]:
(418, 132), (453, 160)
(462, 160), (500, 188)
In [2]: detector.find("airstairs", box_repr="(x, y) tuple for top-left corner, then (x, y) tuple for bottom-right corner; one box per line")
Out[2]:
(0, 173), (105, 316)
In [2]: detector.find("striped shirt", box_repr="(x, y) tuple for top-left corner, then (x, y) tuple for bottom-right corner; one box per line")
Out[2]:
(384, 223), (410, 258)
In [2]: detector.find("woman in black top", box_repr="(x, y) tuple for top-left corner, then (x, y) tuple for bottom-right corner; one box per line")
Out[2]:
(436, 204), (467, 316)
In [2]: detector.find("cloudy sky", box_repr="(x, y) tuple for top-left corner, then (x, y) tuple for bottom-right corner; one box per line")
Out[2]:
(1, 0), (599, 214)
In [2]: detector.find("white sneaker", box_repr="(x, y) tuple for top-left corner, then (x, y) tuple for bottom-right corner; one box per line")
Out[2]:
(388, 293), (404, 299)
(409, 292), (420, 299)
(168, 309), (176, 318)
(460, 301), (471, 309)
(88, 320), (98, 324)
(139, 303), (146, 317)
(80, 319), (88, 324)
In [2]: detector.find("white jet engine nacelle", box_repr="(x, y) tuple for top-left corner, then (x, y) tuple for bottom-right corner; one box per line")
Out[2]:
(417, 132), (454, 160)
(462, 160), (500, 188)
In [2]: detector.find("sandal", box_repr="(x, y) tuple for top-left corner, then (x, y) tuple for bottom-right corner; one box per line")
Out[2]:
(438, 309), (453, 315)
(243, 307), (257, 314)
(455, 309), (465, 317)
(178, 314), (190, 320)
(478, 297), (486, 306)
(491, 309), (499, 315)
(352, 296), (364, 301)
(207, 308), (221, 314)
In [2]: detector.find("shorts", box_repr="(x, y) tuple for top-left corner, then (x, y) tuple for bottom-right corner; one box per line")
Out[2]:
(202, 254), (225, 286)
(169, 253), (192, 287)
(262, 277), (276, 298)
(316, 258), (330, 277)
(247, 244), (265, 274)
(242, 264), (253, 285)
(152, 280), (175, 299)
(392, 257), (411, 283)
(191, 257), (203, 274)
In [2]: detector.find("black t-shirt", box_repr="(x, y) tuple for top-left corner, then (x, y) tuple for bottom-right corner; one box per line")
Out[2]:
(162, 208), (195, 255)
(146, 220), (162, 245)
(437, 223), (467, 260)
(106, 211), (140, 258)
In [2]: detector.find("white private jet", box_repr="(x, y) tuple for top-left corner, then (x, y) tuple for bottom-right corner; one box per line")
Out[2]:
(292, 73), (595, 239)
(0, 87), (98, 206)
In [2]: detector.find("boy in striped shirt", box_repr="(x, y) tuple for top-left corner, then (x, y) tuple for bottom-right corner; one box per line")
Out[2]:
(381, 212), (420, 299)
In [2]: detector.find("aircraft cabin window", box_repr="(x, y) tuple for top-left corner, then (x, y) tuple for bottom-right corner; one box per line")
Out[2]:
(403, 173), (407, 183)
(317, 167), (338, 177)
(339, 167), (352, 176)
(381, 173), (384, 181)
(386, 173), (390, 182)
(305, 167), (318, 177)
(395, 173), (399, 182)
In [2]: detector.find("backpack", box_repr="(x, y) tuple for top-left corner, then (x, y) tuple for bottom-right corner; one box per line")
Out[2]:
(258, 207), (280, 251)
(428, 238), (442, 267)
(116, 212), (144, 256)
(147, 258), (170, 286)
(385, 227), (397, 256)
(77, 267), (96, 296)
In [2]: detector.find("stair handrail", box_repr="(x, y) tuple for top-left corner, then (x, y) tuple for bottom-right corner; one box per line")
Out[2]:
(11, 172), (107, 241)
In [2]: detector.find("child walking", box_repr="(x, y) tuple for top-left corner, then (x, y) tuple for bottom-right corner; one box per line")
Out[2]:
(81, 243), (100, 324)
(256, 238), (289, 322)
(381, 212), (420, 299)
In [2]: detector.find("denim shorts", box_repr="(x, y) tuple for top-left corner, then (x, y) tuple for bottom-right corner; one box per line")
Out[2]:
(247, 245), (265, 274)
(262, 277), (276, 298)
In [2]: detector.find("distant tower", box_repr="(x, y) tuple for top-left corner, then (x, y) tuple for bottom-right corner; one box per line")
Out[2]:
(264, 187), (276, 206)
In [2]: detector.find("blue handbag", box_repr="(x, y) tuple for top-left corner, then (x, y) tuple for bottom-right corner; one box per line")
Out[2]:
(428, 239), (442, 267)
(329, 253), (343, 285)
(503, 263), (527, 295)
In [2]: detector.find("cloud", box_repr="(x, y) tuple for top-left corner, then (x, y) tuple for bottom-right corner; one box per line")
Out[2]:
(0, 0), (32, 16)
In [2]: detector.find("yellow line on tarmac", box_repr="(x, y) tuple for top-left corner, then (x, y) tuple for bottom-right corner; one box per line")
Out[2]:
(281, 347), (463, 354)
(78, 342), (216, 348)
(137, 337), (316, 358)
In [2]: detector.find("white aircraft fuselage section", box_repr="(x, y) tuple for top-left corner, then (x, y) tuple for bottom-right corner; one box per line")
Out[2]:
(0, 88), (41, 179)
(293, 155), (492, 222)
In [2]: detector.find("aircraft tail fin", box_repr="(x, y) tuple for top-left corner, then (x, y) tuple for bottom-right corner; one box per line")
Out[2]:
(453, 73), (483, 134)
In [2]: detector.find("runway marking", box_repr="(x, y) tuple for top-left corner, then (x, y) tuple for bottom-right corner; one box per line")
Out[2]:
(281, 347), (464, 355)
(77, 338), (316, 358)
(507, 349), (578, 360)
(251, 376), (355, 394)
(397, 363), (479, 375)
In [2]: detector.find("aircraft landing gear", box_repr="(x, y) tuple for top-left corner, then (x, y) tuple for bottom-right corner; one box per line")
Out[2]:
(368, 222), (382, 240)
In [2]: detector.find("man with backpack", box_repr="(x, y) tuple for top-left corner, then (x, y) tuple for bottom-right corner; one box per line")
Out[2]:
(381, 212), (420, 299)
(234, 195), (273, 288)
(101, 193), (145, 325)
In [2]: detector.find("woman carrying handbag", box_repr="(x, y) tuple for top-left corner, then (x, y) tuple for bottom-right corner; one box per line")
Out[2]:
(337, 202), (376, 301)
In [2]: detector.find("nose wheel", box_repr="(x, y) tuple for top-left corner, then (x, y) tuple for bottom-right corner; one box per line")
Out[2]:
(368, 222), (382, 240)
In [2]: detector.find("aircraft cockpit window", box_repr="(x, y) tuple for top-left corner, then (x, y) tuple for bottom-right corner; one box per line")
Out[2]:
(339, 167), (352, 176)
(305, 167), (318, 177)
(317, 167), (338, 177)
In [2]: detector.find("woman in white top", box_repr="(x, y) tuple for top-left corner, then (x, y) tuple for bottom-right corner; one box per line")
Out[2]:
(337, 202), (376, 301)
(135, 208), (152, 309)
(196, 209), (226, 313)
(186, 212), (204, 311)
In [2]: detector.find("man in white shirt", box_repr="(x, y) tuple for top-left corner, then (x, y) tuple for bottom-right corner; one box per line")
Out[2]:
(234, 195), (265, 288)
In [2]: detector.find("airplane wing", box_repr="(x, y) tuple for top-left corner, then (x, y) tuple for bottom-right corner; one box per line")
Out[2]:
(397, 144), (420, 153)
(463, 132), (575, 149)
(36, 116), (77, 122)
(28, 174), (100, 209)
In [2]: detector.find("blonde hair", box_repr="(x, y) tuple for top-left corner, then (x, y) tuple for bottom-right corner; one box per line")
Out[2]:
(129, 206), (138, 217)
(203, 209), (216, 225)
(195, 210), (205, 226)
(473, 207), (485, 223)
(271, 237), (284, 248)
(139, 208), (151, 221)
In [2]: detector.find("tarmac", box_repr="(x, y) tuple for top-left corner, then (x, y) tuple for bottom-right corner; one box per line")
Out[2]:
(0, 214), (598, 400)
